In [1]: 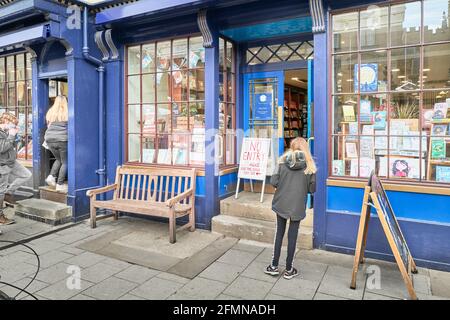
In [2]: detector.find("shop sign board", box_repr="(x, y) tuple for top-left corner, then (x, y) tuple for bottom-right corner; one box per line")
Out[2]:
(350, 172), (418, 300)
(236, 137), (271, 202)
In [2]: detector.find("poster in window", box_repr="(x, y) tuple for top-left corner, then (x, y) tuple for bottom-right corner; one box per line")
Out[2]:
(379, 157), (425, 179)
(253, 93), (273, 121)
(436, 166), (450, 182)
(354, 64), (378, 93)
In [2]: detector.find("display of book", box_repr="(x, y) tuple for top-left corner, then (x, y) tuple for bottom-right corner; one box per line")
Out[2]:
(436, 166), (450, 182)
(432, 102), (448, 120)
(332, 160), (345, 176)
(431, 139), (446, 159)
(342, 105), (356, 122)
(372, 111), (387, 130)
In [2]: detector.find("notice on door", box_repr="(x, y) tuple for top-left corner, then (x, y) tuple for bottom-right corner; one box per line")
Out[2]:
(253, 93), (273, 120)
(237, 137), (271, 181)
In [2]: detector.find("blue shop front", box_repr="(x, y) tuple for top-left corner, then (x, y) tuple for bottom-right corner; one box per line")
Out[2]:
(1, 0), (449, 271)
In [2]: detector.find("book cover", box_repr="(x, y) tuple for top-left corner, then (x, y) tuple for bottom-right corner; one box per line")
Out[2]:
(350, 158), (375, 177)
(362, 125), (374, 135)
(432, 103), (448, 120)
(360, 137), (374, 158)
(436, 166), (450, 182)
(345, 142), (358, 158)
(372, 111), (387, 130)
(422, 109), (434, 129)
(347, 122), (358, 141)
(431, 139), (446, 159)
(432, 124), (447, 136)
(342, 105), (356, 122)
(360, 100), (372, 122)
(332, 160), (345, 176)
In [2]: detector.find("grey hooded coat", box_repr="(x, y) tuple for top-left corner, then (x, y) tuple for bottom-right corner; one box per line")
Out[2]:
(270, 151), (316, 221)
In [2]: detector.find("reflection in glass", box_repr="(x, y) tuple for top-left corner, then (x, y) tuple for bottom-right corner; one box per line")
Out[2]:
(156, 73), (170, 102)
(332, 12), (358, 52)
(157, 104), (171, 133)
(128, 105), (140, 134)
(142, 74), (155, 103)
(424, 0), (450, 43)
(172, 39), (187, 70)
(157, 41), (171, 71)
(332, 53), (358, 93)
(128, 134), (141, 162)
(390, 2), (421, 46)
(189, 37), (205, 68)
(128, 46), (140, 74)
(423, 43), (450, 89)
(142, 44), (155, 73)
(360, 6), (388, 49)
(127, 76), (141, 104)
(171, 71), (188, 101)
(391, 47), (420, 91)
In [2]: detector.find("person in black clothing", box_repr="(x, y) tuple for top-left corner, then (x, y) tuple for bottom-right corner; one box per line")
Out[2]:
(265, 137), (316, 279)
(44, 95), (68, 193)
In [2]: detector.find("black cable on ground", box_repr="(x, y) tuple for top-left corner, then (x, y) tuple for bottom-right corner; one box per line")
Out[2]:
(0, 240), (40, 300)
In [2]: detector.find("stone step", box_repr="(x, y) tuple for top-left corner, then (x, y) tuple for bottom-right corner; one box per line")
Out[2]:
(14, 198), (72, 226)
(211, 215), (313, 250)
(39, 186), (67, 204)
(221, 192), (313, 228)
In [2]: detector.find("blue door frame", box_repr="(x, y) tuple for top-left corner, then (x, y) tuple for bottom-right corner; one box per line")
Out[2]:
(243, 71), (284, 158)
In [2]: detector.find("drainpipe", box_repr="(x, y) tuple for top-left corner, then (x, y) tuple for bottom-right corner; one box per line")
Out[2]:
(82, 7), (106, 196)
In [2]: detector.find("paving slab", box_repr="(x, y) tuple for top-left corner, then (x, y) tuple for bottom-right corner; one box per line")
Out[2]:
(130, 276), (184, 300)
(429, 269), (450, 298)
(270, 276), (319, 300)
(36, 262), (75, 284)
(167, 236), (238, 279)
(81, 262), (124, 283)
(224, 276), (274, 300)
(294, 259), (328, 282)
(363, 292), (399, 300)
(255, 247), (298, 267)
(232, 241), (267, 254)
(175, 277), (228, 300)
(240, 260), (281, 284)
(216, 294), (240, 300)
(65, 251), (106, 268)
(118, 294), (145, 300)
(314, 292), (350, 300)
(0, 277), (49, 300)
(83, 276), (138, 300)
(218, 249), (259, 268)
(115, 264), (160, 284)
(317, 272), (365, 300)
(265, 293), (294, 300)
(198, 261), (245, 284)
(70, 294), (96, 300)
(36, 278), (94, 300)
(156, 272), (191, 285)
(296, 249), (355, 269)
(0, 261), (38, 283)
(24, 250), (73, 269)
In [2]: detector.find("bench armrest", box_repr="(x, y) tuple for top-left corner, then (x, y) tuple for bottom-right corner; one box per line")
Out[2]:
(165, 188), (194, 207)
(86, 184), (118, 198)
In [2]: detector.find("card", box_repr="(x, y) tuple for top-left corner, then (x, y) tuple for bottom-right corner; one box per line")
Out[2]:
(372, 111), (387, 130)
(432, 124), (447, 136)
(345, 142), (358, 158)
(436, 166), (450, 182)
(332, 160), (345, 176)
(343, 105), (356, 122)
(431, 139), (446, 159)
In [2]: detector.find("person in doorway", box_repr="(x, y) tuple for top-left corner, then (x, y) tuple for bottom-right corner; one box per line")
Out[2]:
(44, 95), (68, 193)
(265, 137), (316, 279)
(0, 112), (32, 227)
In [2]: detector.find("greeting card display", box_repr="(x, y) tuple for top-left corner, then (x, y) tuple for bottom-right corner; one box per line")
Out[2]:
(332, 160), (345, 176)
(350, 158), (375, 178)
(432, 124), (447, 136)
(360, 99), (373, 122)
(432, 103), (448, 120)
(436, 166), (450, 182)
(379, 157), (425, 179)
(372, 111), (387, 130)
(343, 105), (356, 122)
(346, 142), (358, 158)
(431, 139), (446, 159)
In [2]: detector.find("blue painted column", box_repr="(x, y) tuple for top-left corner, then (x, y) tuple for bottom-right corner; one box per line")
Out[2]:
(312, 15), (329, 249)
(204, 29), (220, 229)
(66, 55), (100, 219)
(31, 54), (49, 190)
(105, 58), (124, 185)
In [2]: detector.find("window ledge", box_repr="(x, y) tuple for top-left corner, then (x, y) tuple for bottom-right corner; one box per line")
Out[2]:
(327, 178), (450, 196)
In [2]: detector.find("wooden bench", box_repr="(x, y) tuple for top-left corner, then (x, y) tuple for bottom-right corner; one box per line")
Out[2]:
(86, 166), (196, 243)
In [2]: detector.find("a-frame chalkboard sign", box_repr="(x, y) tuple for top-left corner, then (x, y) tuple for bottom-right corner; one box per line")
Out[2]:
(350, 172), (419, 300)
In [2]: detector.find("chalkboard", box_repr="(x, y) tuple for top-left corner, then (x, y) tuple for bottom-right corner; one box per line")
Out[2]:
(370, 174), (411, 271)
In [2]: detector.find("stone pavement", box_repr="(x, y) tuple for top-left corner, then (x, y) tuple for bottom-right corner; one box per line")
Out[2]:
(0, 217), (449, 300)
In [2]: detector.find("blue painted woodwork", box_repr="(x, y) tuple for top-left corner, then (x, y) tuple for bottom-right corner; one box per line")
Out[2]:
(221, 16), (313, 42)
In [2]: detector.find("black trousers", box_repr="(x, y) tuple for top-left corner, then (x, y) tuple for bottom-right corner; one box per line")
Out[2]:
(271, 214), (300, 271)
(48, 141), (67, 185)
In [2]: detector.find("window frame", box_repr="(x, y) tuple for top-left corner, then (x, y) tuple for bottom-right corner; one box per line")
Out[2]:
(328, 0), (450, 186)
(124, 34), (237, 168)
(0, 51), (33, 164)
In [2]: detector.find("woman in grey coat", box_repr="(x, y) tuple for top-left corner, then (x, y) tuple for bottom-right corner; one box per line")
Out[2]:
(44, 96), (68, 193)
(265, 137), (316, 279)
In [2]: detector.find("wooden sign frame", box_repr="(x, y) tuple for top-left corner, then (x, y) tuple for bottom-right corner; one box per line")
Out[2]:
(350, 175), (418, 300)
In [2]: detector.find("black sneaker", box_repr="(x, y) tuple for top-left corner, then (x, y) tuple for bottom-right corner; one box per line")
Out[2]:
(283, 267), (299, 280)
(264, 265), (279, 276)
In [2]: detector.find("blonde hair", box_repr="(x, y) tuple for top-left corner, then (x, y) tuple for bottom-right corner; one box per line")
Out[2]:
(0, 112), (19, 125)
(279, 137), (317, 175)
(46, 95), (68, 123)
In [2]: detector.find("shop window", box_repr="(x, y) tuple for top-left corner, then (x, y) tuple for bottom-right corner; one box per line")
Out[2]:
(125, 36), (236, 167)
(331, 0), (450, 184)
(0, 53), (33, 162)
(246, 41), (313, 65)
(219, 38), (236, 166)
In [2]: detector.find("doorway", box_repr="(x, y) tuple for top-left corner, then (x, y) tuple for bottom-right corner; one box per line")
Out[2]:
(283, 69), (309, 150)
(41, 77), (68, 198)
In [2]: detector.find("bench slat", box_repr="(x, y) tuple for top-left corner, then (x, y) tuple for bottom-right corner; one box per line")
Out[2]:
(164, 175), (170, 202)
(120, 172), (125, 199)
(136, 175), (141, 201)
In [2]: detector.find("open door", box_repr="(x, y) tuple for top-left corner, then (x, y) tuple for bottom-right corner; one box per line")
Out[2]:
(243, 71), (284, 175)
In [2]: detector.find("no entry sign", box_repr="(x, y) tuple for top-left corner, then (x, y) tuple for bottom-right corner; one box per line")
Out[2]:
(237, 137), (271, 181)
